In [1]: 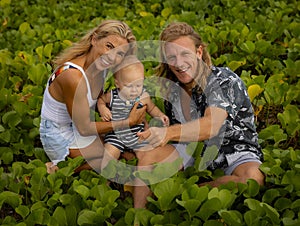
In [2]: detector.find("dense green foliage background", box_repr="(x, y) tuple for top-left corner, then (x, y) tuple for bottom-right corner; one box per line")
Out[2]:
(0, 0), (299, 225)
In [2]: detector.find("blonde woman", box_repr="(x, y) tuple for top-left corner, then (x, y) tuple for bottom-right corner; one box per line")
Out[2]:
(40, 20), (146, 174)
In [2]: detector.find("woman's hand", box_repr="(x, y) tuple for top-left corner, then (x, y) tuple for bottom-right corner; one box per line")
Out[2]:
(137, 126), (169, 148)
(128, 102), (147, 126)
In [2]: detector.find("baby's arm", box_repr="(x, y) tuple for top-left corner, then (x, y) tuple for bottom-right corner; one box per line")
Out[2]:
(140, 92), (169, 126)
(97, 92), (112, 122)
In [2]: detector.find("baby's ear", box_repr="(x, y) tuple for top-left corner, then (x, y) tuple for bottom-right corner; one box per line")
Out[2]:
(115, 79), (120, 88)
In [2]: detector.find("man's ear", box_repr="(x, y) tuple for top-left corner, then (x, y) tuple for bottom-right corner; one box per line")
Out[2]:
(196, 45), (203, 60)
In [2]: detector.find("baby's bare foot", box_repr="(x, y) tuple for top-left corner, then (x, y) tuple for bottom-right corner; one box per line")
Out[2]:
(45, 162), (59, 174)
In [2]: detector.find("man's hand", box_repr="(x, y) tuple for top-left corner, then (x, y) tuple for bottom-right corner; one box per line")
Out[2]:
(137, 127), (169, 148)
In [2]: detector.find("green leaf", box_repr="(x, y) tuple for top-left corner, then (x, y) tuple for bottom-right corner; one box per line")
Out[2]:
(0, 130), (10, 142)
(26, 207), (50, 225)
(59, 194), (73, 205)
(1, 148), (13, 164)
(247, 84), (264, 102)
(0, 124), (4, 132)
(176, 199), (201, 218)
(259, 125), (287, 147)
(244, 210), (259, 225)
(244, 179), (260, 198)
(281, 170), (300, 190)
(198, 145), (218, 171)
(291, 199), (300, 209)
(150, 214), (164, 225)
(53, 206), (68, 226)
(135, 158), (182, 184)
(197, 198), (222, 221)
(161, 7), (172, 18)
(44, 43), (53, 58)
(12, 101), (30, 116)
(261, 203), (280, 224)
(0, 191), (22, 209)
(274, 197), (292, 211)
(256, 40), (272, 54)
(277, 104), (300, 136)
(262, 189), (280, 204)
(65, 205), (78, 226)
(219, 210), (243, 225)
(151, 178), (183, 211)
(35, 46), (43, 60)
(282, 217), (300, 226)
(74, 185), (90, 200)
(15, 205), (30, 219)
(2, 111), (22, 127)
(28, 167), (48, 201)
(240, 41), (255, 53)
(182, 184), (209, 202)
(244, 198), (263, 212)
(124, 208), (135, 225)
(77, 210), (98, 225)
(134, 208), (155, 226)
(101, 190), (120, 206)
(19, 22), (30, 34)
(228, 59), (246, 72)
(101, 159), (118, 179)
(28, 63), (48, 85)
(204, 220), (224, 226)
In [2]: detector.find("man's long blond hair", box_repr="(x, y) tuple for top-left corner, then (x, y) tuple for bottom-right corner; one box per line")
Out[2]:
(156, 22), (212, 91)
(53, 20), (136, 67)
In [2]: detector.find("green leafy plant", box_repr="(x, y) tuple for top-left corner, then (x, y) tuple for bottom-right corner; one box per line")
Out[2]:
(0, 0), (299, 225)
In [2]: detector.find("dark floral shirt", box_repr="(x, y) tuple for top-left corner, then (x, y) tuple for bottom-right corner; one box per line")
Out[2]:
(165, 66), (263, 170)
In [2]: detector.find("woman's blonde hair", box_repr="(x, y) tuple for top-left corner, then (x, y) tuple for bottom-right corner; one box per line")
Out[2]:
(156, 22), (211, 90)
(53, 20), (136, 67)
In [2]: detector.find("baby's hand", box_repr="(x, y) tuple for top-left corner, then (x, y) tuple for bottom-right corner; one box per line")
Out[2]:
(160, 115), (170, 127)
(99, 107), (112, 121)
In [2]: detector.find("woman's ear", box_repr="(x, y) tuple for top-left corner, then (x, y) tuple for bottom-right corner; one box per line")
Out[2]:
(91, 35), (97, 46)
(196, 45), (203, 60)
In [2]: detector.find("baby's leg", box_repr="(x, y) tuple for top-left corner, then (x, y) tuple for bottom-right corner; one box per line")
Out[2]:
(101, 143), (121, 171)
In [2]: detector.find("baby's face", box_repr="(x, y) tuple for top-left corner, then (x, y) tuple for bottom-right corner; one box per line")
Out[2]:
(115, 64), (144, 101)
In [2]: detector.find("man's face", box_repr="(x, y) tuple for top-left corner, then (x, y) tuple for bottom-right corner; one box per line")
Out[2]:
(165, 36), (203, 84)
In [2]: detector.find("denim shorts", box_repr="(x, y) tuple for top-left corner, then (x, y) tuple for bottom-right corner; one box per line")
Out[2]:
(40, 119), (74, 165)
(223, 151), (262, 175)
(173, 143), (261, 174)
(40, 119), (98, 165)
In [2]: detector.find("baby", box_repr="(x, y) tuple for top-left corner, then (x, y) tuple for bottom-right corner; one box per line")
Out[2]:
(97, 55), (169, 170)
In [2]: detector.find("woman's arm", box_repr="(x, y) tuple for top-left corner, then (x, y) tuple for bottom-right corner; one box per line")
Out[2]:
(58, 69), (147, 136)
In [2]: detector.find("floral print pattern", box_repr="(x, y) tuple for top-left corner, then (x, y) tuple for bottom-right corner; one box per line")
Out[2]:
(165, 66), (263, 170)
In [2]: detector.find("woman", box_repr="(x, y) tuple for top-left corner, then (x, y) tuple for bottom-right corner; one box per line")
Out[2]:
(136, 22), (264, 208)
(39, 20), (146, 174)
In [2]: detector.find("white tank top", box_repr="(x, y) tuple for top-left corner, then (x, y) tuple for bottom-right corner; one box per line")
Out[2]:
(41, 62), (98, 124)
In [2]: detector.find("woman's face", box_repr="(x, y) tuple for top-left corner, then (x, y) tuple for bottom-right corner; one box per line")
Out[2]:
(93, 35), (130, 70)
(165, 36), (202, 85)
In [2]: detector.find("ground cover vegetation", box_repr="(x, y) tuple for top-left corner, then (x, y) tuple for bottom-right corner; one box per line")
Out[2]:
(0, 0), (299, 225)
